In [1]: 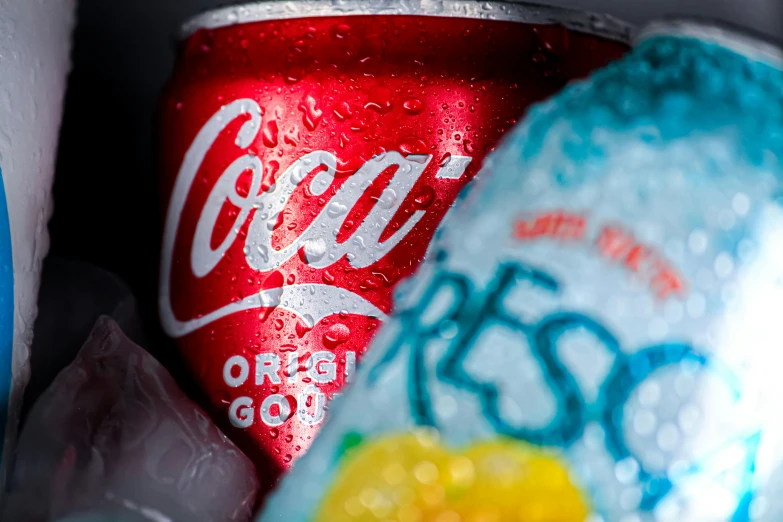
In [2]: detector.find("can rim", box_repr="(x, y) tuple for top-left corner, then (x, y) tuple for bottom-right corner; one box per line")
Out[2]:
(638, 17), (783, 68)
(179, 0), (634, 44)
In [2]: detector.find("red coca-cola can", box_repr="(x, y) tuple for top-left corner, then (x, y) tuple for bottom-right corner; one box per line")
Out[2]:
(158, 0), (631, 488)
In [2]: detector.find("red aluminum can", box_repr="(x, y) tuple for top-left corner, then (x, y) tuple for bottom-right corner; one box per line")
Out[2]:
(158, 0), (631, 488)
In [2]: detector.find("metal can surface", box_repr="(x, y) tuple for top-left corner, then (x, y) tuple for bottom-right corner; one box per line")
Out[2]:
(0, 0), (74, 493)
(158, 0), (630, 486)
(260, 17), (783, 522)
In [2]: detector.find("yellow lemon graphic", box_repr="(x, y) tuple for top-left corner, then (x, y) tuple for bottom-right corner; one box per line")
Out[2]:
(316, 430), (590, 522)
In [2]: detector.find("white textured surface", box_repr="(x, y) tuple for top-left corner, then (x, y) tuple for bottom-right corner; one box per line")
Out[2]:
(0, 0), (74, 492)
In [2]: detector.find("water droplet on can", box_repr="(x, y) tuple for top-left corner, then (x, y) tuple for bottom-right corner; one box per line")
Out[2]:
(323, 323), (350, 349)
(414, 186), (436, 208)
(303, 237), (327, 263)
(403, 97), (423, 115)
(327, 201), (349, 218)
(377, 188), (397, 209)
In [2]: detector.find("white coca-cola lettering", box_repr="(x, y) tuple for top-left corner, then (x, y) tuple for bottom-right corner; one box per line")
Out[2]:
(227, 391), (326, 429)
(222, 352), (355, 388)
(222, 352), (356, 428)
(307, 351), (337, 384)
(261, 395), (291, 427)
(160, 99), (472, 338)
(297, 385), (327, 426)
(228, 396), (254, 429)
(242, 150), (433, 271)
(224, 355), (250, 388)
(287, 352), (298, 384)
(192, 152), (264, 277)
(256, 353), (281, 385)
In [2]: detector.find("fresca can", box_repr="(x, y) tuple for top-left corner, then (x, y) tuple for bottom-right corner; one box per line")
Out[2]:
(260, 17), (783, 522)
(0, 0), (74, 492)
(158, 0), (630, 486)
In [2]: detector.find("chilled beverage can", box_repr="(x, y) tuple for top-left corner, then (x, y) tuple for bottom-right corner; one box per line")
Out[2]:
(260, 17), (783, 522)
(0, 0), (75, 492)
(158, 0), (630, 487)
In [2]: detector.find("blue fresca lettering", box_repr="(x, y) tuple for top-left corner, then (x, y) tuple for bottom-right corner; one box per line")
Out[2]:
(371, 259), (758, 518)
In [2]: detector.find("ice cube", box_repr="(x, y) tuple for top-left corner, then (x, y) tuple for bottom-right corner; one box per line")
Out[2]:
(4, 317), (258, 522)
(26, 258), (144, 413)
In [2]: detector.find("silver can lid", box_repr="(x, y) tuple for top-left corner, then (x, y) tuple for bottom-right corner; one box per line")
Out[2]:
(180, 0), (634, 44)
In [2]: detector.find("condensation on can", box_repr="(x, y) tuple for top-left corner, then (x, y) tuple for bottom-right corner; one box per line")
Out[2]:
(158, 0), (633, 492)
(259, 16), (783, 522)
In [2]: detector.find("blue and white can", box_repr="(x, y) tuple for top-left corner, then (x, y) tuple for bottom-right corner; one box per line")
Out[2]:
(261, 17), (783, 522)
(0, 0), (74, 493)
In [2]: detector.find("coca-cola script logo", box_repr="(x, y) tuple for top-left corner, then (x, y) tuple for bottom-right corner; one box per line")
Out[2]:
(160, 99), (472, 337)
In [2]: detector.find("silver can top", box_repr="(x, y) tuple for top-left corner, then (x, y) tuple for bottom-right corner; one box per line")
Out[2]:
(180, 0), (634, 44)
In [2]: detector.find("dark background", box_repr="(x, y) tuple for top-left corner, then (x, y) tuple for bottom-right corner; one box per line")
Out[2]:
(37, 0), (783, 397)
